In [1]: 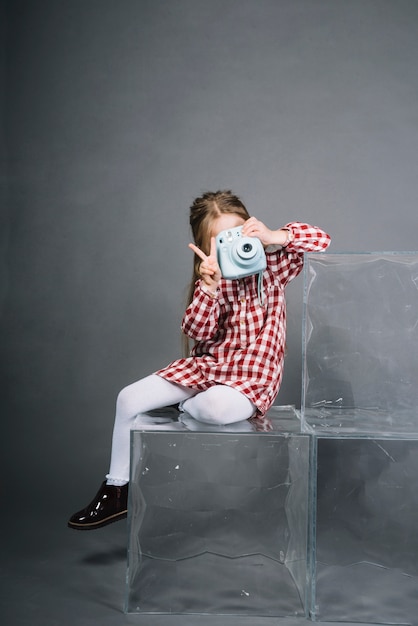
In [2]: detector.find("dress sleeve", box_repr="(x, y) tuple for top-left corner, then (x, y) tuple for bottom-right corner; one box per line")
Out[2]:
(267, 222), (331, 287)
(181, 280), (221, 341)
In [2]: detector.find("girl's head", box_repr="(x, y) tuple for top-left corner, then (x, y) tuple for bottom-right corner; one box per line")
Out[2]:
(189, 190), (250, 255)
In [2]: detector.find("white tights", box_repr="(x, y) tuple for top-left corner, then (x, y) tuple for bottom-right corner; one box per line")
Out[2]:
(106, 374), (255, 484)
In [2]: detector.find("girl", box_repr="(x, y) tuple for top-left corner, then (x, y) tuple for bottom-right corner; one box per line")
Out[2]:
(68, 190), (330, 530)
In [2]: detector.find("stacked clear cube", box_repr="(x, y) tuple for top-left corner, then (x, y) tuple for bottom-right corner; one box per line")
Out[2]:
(302, 253), (418, 623)
(125, 407), (311, 617)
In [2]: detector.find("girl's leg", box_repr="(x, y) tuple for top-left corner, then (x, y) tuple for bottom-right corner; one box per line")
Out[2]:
(69, 381), (255, 531)
(69, 374), (196, 530)
(181, 384), (256, 425)
(106, 374), (196, 484)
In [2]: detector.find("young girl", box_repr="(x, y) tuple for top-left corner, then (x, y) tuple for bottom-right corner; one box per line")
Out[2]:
(68, 190), (331, 530)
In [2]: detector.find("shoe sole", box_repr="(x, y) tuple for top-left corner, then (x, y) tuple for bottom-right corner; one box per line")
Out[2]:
(67, 509), (128, 530)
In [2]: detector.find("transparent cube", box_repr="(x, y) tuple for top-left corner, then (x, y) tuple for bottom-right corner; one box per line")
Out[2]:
(125, 406), (311, 616)
(311, 436), (418, 624)
(302, 252), (418, 436)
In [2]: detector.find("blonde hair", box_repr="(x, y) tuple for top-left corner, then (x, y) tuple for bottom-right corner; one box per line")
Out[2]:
(183, 190), (250, 355)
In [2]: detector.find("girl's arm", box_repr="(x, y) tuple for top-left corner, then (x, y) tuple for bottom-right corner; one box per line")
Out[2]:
(242, 218), (331, 286)
(182, 237), (222, 341)
(242, 217), (330, 251)
(181, 280), (221, 341)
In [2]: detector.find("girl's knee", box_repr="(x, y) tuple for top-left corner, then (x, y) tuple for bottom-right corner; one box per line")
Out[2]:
(115, 386), (136, 420)
(186, 387), (252, 424)
(201, 391), (230, 422)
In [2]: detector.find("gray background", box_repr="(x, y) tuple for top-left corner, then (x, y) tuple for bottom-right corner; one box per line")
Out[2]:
(2, 0), (418, 507)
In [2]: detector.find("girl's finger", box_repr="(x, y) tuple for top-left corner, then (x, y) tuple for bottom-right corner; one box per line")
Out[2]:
(209, 236), (217, 259)
(188, 243), (208, 261)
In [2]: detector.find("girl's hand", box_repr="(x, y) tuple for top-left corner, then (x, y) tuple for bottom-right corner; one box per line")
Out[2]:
(241, 217), (275, 246)
(242, 217), (291, 247)
(189, 237), (221, 291)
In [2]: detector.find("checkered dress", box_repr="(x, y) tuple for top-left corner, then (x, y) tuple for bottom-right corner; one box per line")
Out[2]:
(157, 222), (331, 416)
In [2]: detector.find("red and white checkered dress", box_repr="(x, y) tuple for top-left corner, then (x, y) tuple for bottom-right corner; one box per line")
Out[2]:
(157, 222), (331, 416)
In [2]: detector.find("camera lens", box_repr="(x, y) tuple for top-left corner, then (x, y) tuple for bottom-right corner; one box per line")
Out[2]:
(233, 238), (258, 264)
(230, 235), (262, 271)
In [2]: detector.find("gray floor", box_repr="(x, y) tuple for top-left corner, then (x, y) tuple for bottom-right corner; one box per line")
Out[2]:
(1, 502), (380, 626)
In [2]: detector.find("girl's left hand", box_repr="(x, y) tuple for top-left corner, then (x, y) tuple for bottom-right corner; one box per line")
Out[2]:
(241, 217), (274, 246)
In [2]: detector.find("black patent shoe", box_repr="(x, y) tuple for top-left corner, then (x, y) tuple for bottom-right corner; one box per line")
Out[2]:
(68, 481), (128, 530)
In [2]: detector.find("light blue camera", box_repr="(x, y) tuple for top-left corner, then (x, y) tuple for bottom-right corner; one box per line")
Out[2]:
(216, 226), (267, 280)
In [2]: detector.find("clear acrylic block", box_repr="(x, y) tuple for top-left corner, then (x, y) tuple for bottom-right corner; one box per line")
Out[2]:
(125, 406), (311, 616)
(302, 252), (418, 436)
(311, 436), (418, 624)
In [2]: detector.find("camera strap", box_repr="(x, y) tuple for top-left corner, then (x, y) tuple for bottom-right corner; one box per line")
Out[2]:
(257, 271), (265, 307)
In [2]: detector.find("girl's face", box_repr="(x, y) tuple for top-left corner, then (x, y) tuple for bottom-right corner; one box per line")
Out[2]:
(210, 213), (246, 239)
